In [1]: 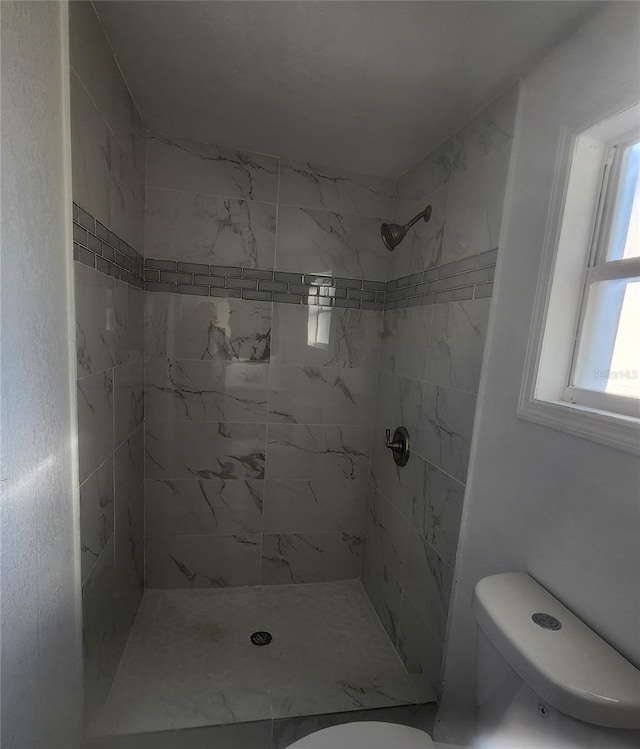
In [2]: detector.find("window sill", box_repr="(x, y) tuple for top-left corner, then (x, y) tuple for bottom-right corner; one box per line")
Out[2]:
(517, 396), (640, 455)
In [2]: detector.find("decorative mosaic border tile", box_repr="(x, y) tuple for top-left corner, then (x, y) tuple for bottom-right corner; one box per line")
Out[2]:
(72, 203), (144, 288)
(71, 205), (496, 309)
(143, 259), (385, 310)
(384, 249), (497, 309)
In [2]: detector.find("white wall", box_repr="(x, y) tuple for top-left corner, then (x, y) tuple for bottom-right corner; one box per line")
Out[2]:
(0, 2), (82, 748)
(437, 3), (640, 742)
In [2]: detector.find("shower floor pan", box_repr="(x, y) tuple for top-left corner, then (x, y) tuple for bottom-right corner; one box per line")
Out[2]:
(88, 579), (434, 738)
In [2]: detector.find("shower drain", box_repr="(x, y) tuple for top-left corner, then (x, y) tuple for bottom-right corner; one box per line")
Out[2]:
(250, 631), (273, 646)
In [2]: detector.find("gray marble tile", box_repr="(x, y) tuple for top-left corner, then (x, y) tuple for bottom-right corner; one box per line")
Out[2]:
(396, 137), (453, 217)
(82, 537), (116, 726)
(113, 280), (131, 366)
(70, 1), (145, 175)
(126, 286), (144, 361)
(268, 365), (376, 425)
(452, 85), (518, 177)
(78, 370), (114, 483)
(271, 303), (382, 369)
(146, 134), (279, 203)
(144, 293), (272, 362)
(115, 425), (144, 504)
(375, 372), (427, 461)
(144, 359), (269, 422)
(266, 424), (370, 481)
(425, 298), (490, 393)
(278, 158), (394, 217)
(442, 140), (511, 263)
(90, 581), (414, 737)
(389, 184), (448, 278)
(380, 306), (432, 380)
(410, 461), (465, 569)
(145, 534), (262, 588)
(114, 358), (144, 445)
(114, 433), (144, 656)
(91, 680), (271, 738)
(145, 420), (266, 480)
(421, 383), (476, 482)
(145, 479), (264, 536)
(111, 83), (146, 189)
(373, 371), (403, 434)
(364, 490), (410, 584)
(261, 532), (364, 584)
(70, 1), (118, 135)
(276, 205), (388, 280)
(146, 188), (276, 268)
(111, 135), (145, 251)
(75, 263), (120, 377)
(85, 720), (273, 749)
(262, 478), (367, 534)
(80, 457), (114, 584)
(370, 437), (425, 522)
(272, 704), (436, 749)
(71, 71), (111, 227)
(361, 538), (401, 643)
(402, 529), (454, 643)
(268, 674), (417, 720)
(396, 594), (443, 689)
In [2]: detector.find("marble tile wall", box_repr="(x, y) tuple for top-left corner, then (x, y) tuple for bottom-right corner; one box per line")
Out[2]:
(70, 2), (515, 720)
(70, 2), (146, 730)
(362, 86), (518, 693)
(144, 134), (394, 588)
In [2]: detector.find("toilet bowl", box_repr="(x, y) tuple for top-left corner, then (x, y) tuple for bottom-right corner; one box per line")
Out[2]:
(286, 573), (640, 749)
(286, 720), (440, 748)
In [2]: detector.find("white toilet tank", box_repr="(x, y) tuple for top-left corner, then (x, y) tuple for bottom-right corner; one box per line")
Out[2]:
(472, 573), (640, 749)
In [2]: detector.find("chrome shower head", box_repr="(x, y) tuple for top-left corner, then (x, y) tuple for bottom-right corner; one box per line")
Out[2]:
(381, 205), (432, 251)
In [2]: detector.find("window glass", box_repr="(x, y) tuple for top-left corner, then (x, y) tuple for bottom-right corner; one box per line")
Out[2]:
(572, 277), (640, 397)
(606, 140), (640, 261)
(570, 136), (640, 403)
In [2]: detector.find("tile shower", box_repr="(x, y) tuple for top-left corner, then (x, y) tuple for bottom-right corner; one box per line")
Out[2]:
(71, 4), (516, 745)
(141, 132), (388, 589)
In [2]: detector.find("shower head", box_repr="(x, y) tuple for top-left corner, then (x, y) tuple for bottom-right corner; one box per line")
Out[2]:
(381, 222), (406, 251)
(381, 204), (432, 251)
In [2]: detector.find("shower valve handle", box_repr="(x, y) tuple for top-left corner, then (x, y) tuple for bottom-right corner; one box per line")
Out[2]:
(385, 429), (402, 451)
(385, 427), (410, 467)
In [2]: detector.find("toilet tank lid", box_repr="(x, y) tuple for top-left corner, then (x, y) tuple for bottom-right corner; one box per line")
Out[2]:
(473, 572), (640, 730)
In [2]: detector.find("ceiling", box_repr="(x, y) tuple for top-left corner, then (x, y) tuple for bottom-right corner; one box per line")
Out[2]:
(94, 1), (599, 178)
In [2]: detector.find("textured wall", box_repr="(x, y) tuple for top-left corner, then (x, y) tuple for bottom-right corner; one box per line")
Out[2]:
(69, 1), (146, 728)
(143, 138), (394, 587)
(438, 4), (640, 743)
(0, 2), (82, 747)
(362, 87), (518, 692)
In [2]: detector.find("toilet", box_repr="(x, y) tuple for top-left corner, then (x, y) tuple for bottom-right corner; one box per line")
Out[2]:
(285, 721), (442, 748)
(287, 573), (640, 749)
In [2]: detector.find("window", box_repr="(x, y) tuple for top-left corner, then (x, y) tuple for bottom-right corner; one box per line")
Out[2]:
(519, 103), (640, 454)
(568, 136), (640, 414)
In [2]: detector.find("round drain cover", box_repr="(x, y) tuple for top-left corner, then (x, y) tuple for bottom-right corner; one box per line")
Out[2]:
(532, 612), (561, 630)
(250, 630), (272, 646)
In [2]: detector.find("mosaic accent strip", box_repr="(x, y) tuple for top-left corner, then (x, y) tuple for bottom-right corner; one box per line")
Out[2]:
(72, 203), (144, 288)
(143, 258), (386, 311)
(72, 205), (496, 309)
(384, 249), (497, 309)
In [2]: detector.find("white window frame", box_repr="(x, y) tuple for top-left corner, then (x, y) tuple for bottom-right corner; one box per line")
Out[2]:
(519, 103), (640, 455)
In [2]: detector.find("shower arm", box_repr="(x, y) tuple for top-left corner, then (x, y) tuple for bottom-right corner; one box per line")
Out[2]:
(403, 205), (432, 230)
